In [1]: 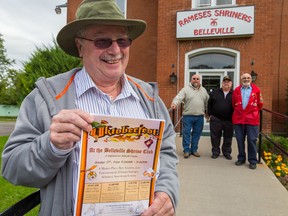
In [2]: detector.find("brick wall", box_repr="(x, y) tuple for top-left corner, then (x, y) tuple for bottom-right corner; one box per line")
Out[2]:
(66, 0), (288, 133)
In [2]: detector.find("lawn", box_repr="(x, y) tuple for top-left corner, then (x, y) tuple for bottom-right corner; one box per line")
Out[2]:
(0, 136), (39, 215)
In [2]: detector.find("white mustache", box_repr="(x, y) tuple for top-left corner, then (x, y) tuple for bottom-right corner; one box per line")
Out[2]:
(101, 54), (123, 61)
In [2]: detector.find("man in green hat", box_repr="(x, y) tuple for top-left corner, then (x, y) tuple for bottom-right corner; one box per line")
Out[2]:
(2, 0), (179, 215)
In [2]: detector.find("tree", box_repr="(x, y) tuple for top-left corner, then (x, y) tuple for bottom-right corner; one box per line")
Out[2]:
(0, 36), (82, 106)
(0, 34), (18, 105)
(8, 40), (82, 105)
(0, 34), (15, 75)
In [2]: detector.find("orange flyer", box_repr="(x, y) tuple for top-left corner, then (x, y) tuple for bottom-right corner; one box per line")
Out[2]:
(74, 115), (165, 216)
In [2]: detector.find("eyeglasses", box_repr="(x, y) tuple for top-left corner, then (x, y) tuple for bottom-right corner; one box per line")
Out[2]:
(242, 77), (251, 80)
(192, 78), (200, 80)
(77, 37), (132, 49)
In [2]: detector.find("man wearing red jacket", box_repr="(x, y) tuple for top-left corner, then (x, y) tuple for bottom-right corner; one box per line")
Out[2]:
(232, 73), (263, 169)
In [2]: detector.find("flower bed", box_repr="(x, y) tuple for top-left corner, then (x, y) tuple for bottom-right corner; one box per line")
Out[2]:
(263, 151), (288, 190)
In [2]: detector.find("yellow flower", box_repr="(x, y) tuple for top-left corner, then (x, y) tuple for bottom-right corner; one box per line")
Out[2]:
(275, 172), (281, 177)
(276, 166), (281, 171)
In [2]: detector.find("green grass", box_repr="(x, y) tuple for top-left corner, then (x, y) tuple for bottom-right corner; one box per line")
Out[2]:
(0, 117), (17, 122)
(0, 136), (39, 215)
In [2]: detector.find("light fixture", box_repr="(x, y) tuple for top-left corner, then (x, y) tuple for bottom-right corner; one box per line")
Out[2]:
(250, 60), (258, 82)
(251, 70), (258, 82)
(170, 64), (177, 84)
(55, 3), (67, 14)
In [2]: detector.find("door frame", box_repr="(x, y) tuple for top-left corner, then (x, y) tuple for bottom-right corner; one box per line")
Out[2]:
(184, 47), (240, 133)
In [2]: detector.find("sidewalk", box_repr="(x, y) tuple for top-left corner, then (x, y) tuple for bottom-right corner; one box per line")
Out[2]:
(0, 122), (15, 136)
(175, 135), (288, 216)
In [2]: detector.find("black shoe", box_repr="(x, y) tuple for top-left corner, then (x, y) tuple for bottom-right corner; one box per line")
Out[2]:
(211, 154), (218, 159)
(235, 160), (245, 166)
(224, 154), (232, 160)
(249, 164), (257, 169)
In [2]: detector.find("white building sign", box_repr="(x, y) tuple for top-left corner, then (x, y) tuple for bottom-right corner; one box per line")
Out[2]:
(176, 6), (254, 39)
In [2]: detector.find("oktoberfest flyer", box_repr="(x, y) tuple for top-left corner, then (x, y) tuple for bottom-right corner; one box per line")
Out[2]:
(74, 115), (165, 216)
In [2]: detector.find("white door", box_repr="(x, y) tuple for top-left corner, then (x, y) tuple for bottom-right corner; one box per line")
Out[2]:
(199, 72), (224, 132)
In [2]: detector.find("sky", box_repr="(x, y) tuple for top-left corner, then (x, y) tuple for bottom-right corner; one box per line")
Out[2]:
(0, 0), (67, 70)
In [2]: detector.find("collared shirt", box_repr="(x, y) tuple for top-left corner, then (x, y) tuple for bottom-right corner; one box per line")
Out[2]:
(52, 68), (149, 209)
(241, 85), (252, 109)
(74, 68), (149, 117)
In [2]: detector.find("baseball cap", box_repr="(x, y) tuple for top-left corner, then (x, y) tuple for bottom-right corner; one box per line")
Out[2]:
(223, 76), (232, 81)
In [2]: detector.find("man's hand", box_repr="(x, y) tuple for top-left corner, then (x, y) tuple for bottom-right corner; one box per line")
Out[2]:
(171, 104), (177, 110)
(141, 192), (174, 216)
(50, 109), (93, 150)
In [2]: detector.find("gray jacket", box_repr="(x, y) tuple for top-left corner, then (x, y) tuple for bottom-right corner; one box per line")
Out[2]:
(2, 69), (179, 216)
(172, 83), (209, 116)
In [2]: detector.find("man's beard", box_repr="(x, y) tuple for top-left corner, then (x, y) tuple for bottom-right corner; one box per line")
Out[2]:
(192, 83), (199, 88)
(242, 82), (251, 87)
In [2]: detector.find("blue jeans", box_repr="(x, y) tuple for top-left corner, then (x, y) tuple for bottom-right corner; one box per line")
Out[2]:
(182, 115), (204, 154)
(234, 124), (258, 164)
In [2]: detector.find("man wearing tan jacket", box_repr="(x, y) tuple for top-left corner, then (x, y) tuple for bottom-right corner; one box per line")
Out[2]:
(171, 74), (209, 158)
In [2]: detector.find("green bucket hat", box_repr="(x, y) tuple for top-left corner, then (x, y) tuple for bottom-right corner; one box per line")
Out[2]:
(57, 0), (147, 57)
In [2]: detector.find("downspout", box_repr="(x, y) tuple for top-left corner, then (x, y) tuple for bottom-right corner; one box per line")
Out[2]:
(177, 41), (180, 95)
(277, 0), (284, 112)
(175, 40), (180, 124)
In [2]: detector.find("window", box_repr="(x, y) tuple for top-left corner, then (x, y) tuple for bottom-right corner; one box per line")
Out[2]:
(197, 0), (211, 7)
(192, 0), (235, 8)
(189, 53), (235, 69)
(115, 0), (127, 17)
(217, 0), (232, 5)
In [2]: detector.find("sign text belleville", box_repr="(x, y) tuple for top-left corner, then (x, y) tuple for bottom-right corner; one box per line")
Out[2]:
(176, 5), (254, 39)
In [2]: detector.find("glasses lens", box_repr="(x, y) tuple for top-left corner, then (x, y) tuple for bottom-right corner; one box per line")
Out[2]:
(94, 38), (132, 49)
(94, 38), (112, 49)
(193, 78), (199, 80)
(116, 38), (132, 48)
